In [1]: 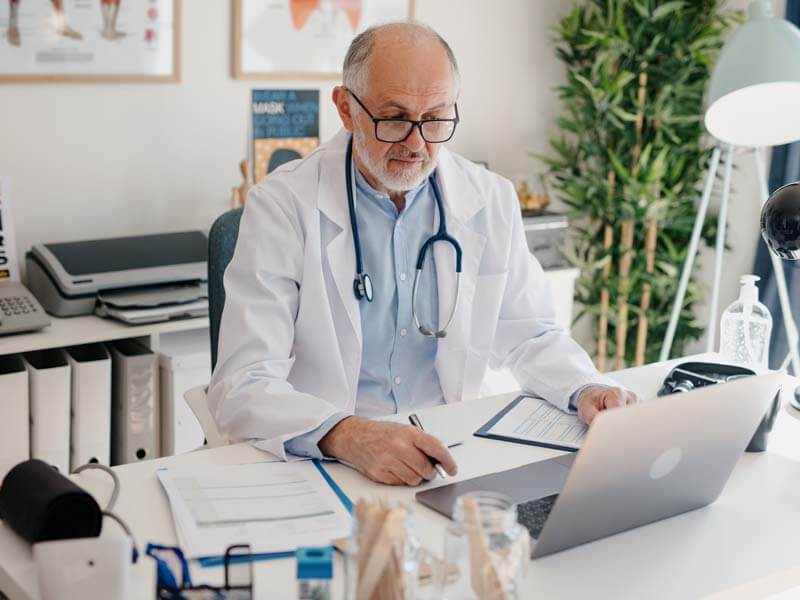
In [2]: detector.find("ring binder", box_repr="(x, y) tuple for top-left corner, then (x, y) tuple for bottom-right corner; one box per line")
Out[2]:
(66, 344), (112, 470)
(0, 354), (29, 478)
(23, 349), (71, 473)
(109, 340), (160, 465)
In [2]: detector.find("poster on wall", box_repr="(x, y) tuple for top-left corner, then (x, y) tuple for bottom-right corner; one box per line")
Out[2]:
(0, 0), (180, 82)
(251, 89), (319, 180)
(0, 179), (20, 281)
(233, 0), (414, 79)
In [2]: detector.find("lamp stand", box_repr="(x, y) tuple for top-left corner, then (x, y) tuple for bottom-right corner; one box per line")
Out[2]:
(660, 144), (800, 408)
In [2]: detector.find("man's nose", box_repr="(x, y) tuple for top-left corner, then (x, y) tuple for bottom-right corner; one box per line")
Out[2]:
(401, 125), (426, 153)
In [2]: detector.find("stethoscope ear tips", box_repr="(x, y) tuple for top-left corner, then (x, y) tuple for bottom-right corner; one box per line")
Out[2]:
(416, 324), (447, 338)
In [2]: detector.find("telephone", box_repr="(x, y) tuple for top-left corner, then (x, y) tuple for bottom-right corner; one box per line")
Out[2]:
(0, 281), (50, 335)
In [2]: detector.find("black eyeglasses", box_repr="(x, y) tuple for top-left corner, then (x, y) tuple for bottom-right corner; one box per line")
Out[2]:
(346, 88), (459, 144)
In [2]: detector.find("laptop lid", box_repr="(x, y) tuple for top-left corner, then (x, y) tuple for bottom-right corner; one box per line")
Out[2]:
(530, 371), (782, 558)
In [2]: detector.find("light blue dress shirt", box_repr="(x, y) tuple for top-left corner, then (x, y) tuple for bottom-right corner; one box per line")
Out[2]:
(285, 168), (444, 458)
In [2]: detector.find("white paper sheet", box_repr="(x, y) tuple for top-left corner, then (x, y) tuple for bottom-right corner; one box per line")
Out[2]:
(157, 461), (351, 558)
(486, 396), (587, 450)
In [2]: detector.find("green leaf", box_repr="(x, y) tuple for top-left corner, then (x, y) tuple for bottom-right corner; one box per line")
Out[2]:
(652, 1), (686, 22)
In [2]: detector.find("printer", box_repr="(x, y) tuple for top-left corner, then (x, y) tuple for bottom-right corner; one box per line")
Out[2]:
(26, 231), (208, 324)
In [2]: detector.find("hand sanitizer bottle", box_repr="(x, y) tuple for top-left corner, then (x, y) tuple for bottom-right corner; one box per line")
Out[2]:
(719, 275), (773, 370)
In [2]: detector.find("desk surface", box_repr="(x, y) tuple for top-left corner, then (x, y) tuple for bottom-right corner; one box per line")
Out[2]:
(3, 356), (800, 600)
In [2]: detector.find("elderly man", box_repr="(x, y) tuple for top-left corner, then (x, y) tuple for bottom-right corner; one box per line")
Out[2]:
(208, 21), (637, 486)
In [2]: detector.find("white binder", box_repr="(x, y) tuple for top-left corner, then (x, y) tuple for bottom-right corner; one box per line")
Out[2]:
(66, 344), (111, 470)
(0, 354), (29, 479)
(109, 340), (159, 465)
(24, 349), (70, 473)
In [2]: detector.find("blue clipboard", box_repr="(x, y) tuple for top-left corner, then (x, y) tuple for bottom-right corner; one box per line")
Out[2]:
(194, 459), (352, 568)
(473, 395), (581, 453)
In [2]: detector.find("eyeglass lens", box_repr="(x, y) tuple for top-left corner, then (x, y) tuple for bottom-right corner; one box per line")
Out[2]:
(376, 119), (455, 143)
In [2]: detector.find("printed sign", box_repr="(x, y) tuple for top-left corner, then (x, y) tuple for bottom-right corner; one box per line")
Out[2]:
(0, 179), (20, 281)
(251, 89), (320, 181)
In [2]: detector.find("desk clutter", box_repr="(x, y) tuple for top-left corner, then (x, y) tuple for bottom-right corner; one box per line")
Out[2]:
(0, 328), (209, 480)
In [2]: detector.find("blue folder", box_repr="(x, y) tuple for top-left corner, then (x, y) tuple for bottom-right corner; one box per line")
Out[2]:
(195, 459), (352, 568)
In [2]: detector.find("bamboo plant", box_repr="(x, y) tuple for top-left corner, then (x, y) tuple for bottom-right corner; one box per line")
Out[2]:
(539, 0), (740, 368)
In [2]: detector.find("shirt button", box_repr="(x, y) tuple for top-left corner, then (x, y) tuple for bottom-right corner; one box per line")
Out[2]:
(399, 272), (407, 281)
(394, 376), (402, 385)
(400, 328), (408, 336)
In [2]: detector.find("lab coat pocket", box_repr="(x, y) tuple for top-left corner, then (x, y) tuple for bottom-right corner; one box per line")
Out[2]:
(468, 271), (508, 358)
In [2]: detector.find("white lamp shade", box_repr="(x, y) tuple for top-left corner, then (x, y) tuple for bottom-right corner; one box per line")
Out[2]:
(705, 0), (800, 147)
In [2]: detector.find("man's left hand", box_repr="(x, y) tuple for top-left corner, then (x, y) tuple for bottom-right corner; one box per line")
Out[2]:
(576, 385), (638, 425)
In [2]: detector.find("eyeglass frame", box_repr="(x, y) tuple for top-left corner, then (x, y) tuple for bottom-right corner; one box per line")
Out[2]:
(345, 87), (460, 144)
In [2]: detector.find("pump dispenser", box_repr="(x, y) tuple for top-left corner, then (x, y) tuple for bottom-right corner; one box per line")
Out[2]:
(719, 275), (773, 369)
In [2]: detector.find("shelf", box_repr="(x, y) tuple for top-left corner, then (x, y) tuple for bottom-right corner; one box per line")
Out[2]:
(0, 314), (209, 356)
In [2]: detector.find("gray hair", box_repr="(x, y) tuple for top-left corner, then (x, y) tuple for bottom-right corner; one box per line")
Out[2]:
(342, 21), (460, 96)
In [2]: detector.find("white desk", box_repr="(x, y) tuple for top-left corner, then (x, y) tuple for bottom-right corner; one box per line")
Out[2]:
(3, 356), (800, 599)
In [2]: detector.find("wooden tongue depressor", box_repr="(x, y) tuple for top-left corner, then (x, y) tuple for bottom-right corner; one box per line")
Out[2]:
(462, 495), (508, 600)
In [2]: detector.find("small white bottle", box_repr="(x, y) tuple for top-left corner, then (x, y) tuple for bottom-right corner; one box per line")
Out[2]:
(719, 275), (773, 370)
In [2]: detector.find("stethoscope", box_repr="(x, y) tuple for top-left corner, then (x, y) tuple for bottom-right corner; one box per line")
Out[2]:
(345, 135), (462, 338)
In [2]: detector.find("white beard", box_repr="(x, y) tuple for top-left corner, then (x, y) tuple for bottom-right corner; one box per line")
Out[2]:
(352, 126), (437, 193)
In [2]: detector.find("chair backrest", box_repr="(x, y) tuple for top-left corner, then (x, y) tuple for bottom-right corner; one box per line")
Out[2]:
(208, 207), (244, 371)
(183, 385), (228, 449)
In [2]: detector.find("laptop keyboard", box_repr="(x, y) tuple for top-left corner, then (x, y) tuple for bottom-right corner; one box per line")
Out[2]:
(517, 494), (559, 540)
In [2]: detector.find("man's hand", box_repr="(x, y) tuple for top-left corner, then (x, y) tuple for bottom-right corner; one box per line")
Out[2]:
(318, 416), (458, 486)
(577, 385), (638, 425)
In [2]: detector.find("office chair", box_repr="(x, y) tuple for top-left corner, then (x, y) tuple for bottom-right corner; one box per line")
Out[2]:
(208, 207), (244, 371)
(183, 207), (243, 449)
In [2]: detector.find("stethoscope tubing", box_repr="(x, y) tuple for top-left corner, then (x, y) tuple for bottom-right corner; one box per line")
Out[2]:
(346, 134), (462, 337)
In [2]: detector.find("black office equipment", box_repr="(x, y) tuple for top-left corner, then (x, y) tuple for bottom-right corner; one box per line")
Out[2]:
(0, 459), (102, 543)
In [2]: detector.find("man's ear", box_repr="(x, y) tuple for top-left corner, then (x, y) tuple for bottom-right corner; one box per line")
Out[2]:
(332, 86), (354, 132)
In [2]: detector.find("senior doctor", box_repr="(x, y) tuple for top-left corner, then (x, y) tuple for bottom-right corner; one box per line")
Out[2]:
(208, 21), (637, 486)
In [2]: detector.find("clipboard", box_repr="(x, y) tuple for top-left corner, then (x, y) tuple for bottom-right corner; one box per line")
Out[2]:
(474, 395), (584, 453)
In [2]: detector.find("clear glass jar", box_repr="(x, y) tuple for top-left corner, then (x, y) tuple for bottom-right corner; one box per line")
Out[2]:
(437, 492), (530, 600)
(344, 503), (421, 600)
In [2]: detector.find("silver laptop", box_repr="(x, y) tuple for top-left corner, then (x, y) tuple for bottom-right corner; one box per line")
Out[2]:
(416, 372), (783, 558)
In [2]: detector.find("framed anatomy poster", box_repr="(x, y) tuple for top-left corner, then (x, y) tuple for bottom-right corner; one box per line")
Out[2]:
(233, 0), (414, 79)
(0, 0), (180, 82)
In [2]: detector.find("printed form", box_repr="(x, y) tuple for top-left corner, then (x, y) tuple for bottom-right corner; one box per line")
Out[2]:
(486, 396), (588, 449)
(158, 461), (351, 558)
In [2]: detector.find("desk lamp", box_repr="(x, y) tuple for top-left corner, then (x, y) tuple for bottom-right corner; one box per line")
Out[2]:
(661, 0), (800, 381)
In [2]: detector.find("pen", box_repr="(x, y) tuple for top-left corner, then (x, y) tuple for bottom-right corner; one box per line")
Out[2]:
(408, 413), (448, 479)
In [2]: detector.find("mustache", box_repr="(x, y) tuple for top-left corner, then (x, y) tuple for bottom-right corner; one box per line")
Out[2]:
(387, 148), (428, 161)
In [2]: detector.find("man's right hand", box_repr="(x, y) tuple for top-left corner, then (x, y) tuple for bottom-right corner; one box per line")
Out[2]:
(318, 416), (458, 486)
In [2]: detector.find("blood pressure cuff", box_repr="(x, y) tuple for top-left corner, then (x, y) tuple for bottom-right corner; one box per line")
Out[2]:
(0, 459), (102, 543)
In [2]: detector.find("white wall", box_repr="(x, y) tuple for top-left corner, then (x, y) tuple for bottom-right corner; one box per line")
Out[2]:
(0, 0), (782, 358)
(0, 0), (566, 262)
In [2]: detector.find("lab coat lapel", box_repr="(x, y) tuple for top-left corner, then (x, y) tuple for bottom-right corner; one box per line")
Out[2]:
(433, 149), (486, 403)
(317, 131), (362, 351)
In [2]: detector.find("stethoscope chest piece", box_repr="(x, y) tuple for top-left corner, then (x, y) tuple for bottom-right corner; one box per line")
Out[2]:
(345, 135), (461, 337)
(354, 272), (374, 303)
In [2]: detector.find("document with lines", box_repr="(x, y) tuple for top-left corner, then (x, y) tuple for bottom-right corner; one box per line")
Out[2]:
(157, 461), (351, 558)
(474, 395), (587, 451)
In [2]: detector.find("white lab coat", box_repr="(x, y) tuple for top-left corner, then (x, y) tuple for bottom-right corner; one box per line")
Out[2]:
(208, 129), (616, 459)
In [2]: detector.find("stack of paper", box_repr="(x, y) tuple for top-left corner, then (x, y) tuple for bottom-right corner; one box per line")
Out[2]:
(157, 461), (352, 559)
